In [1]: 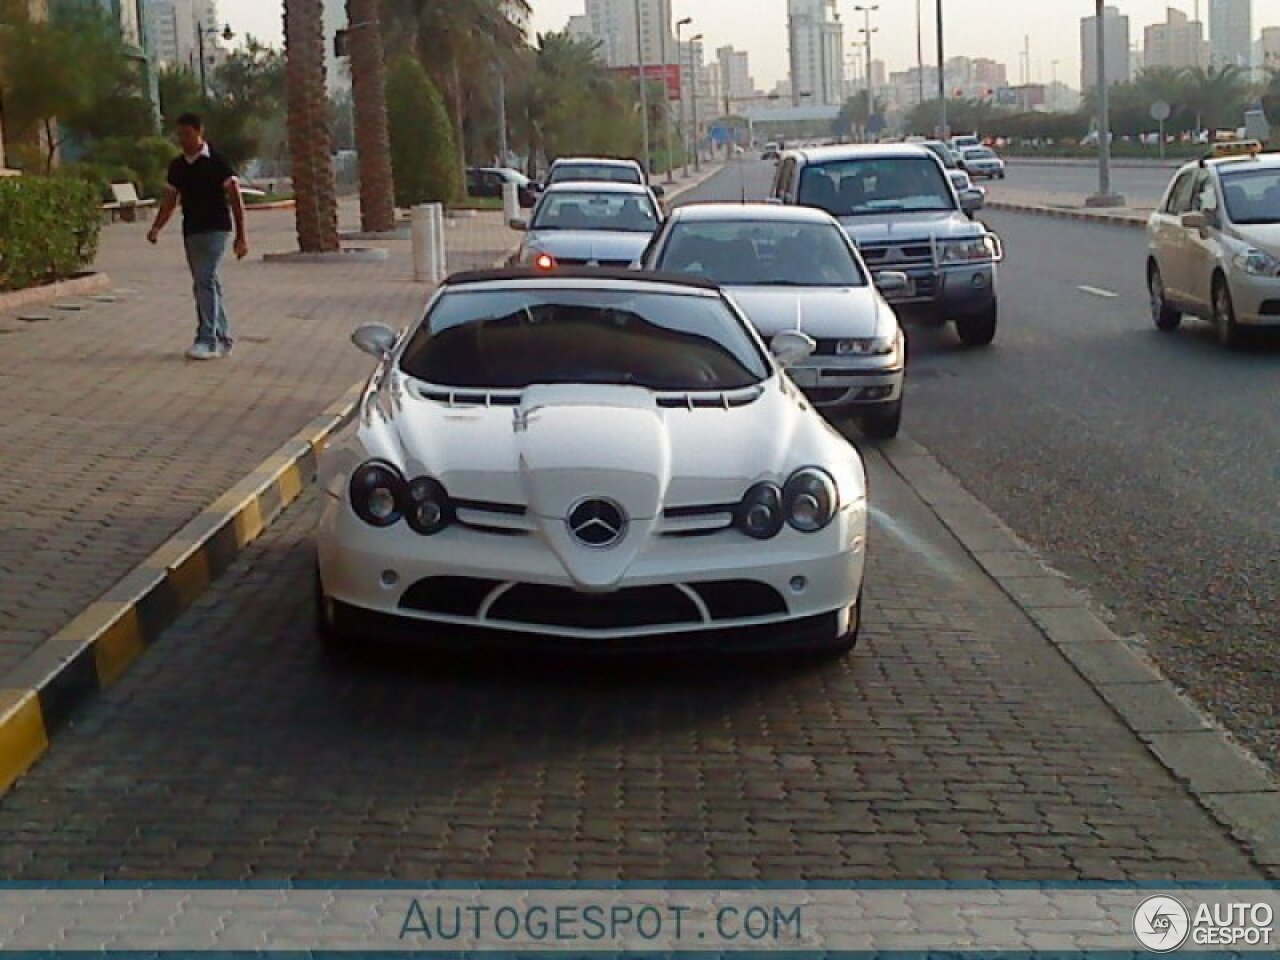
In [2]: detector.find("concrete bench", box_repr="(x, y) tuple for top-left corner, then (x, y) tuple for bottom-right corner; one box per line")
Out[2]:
(102, 182), (156, 223)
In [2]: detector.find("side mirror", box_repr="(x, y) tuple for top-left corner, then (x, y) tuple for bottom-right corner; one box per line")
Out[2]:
(352, 323), (397, 359)
(770, 330), (817, 369)
(651, 184), (666, 199)
(874, 271), (910, 296)
(509, 218), (529, 232)
(1181, 211), (1208, 230)
(960, 189), (985, 213)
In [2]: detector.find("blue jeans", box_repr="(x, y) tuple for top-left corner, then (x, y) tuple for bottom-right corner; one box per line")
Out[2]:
(184, 231), (232, 348)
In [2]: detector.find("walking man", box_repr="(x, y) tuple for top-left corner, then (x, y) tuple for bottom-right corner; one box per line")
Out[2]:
(148, 113), (249, 360)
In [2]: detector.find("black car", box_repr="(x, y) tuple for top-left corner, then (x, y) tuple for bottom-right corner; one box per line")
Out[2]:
(466, 167), (538, 208)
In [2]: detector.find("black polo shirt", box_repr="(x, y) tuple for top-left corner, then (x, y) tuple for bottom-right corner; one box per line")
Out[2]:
(167, 147), (236, 235)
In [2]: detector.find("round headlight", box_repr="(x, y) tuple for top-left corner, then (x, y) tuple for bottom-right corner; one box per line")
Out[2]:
(783, 468), (838, 533)
(350, 462), (406, 528)
(736, 483), (784, 540)
(406, 477), (453, 536)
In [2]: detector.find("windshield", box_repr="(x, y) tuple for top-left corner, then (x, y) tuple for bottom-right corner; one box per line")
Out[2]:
(400, 288), (769, 391)
(531, 191), (659, 233)
(966, 148), (997, 161)
(1220, 169), (1280, 225)
(797, 156), (955, 216)
(549, 163), (643, 185)
(657, 220), (867, 287)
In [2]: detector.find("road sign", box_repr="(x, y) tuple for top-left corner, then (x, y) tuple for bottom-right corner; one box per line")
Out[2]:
(1151, 100), (1171, 122)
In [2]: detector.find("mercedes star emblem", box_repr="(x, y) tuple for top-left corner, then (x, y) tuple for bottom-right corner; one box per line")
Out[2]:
(567, 498), (628, 549)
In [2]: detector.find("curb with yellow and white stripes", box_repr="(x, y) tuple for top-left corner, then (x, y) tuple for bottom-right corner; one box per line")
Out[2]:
(0, 385), (363, 796)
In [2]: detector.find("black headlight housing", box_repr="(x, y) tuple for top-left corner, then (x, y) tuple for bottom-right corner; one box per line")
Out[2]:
(349, 461), (406, 528)
(735, 483), (785, 540)
(783, 468), (839, 533)
(406, 476), (454, 536)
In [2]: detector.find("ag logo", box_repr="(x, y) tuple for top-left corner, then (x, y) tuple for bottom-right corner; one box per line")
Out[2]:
(1134, 895), (1191, 953)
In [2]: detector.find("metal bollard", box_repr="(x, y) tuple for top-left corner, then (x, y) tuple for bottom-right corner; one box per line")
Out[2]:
(411, 204), (432, 283)
(502, 181), (520, 225)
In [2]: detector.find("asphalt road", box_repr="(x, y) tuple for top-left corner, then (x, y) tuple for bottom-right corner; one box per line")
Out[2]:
(676, 160), (1280, 774)
(992, 159), (1181, 208)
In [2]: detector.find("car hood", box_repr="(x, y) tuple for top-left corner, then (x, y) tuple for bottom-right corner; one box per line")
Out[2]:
(526, 230), (653, 263)
(839, 211), (980, 245)
(1232, 222), (1280, 253)
(340, 375), (860, 590)
(725, 285), (892, 339)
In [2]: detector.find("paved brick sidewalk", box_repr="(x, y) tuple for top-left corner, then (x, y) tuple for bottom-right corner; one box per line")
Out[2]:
(0, 452), (1263, 880)
(0, 201), (515, 677)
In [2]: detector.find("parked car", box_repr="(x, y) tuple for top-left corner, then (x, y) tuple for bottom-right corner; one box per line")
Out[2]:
(961, 146), (1006, 180)
(1147, 140), (1280, 348)
(509, 181), (663, 270)
(315, 269), (870, 654)
(770, 144), (1003, 346)
(642, 203), (907, 438)
(466, 167), (538, 208)
(950, 134), (981, 152)
(545, 157), (665, 198)
(948, 169), (986, 218)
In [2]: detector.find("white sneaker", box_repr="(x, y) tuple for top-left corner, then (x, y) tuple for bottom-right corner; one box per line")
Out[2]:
(185, 343), (220, 361)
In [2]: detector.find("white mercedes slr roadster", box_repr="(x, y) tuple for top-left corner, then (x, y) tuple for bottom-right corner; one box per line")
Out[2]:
(315, 269), (869, 654)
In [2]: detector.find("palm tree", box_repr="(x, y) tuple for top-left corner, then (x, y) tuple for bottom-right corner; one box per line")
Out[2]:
(284, 0), (339, 252)
(382, 0), (531, 175)
(347, 0), (395, 232)
(1182, 64), (1247, 134)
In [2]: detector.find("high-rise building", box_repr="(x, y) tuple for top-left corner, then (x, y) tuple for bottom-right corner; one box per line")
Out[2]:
(1209, 0), (1252, 68)
(1080, 5), (1131, 90)
(572, 0), (674, 68)
(788, 0), (844, 107)
(717, 46), (755, 101)
(1261, 26), (1280, 71)
(1144, 7), (1210, 71)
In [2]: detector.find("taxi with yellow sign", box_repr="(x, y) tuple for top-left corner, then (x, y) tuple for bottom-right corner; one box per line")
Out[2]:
(1147, 140), (1280, 347)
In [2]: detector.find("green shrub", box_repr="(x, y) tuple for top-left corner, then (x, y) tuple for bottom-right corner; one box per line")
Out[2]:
(386, 56), (460, 208)
(54, 162), (136, 203)
(0, 176), (102, 292)
(85, 137), (176, 200)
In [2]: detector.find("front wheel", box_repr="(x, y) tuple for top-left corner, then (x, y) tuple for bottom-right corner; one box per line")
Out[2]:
(956, 302), (998, 347)
(1214, 275), (1244, 349)
(1148, 263), (1182, 331)
(861, 399), (902, 440)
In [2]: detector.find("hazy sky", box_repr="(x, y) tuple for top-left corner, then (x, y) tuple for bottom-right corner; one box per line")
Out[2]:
(219, 1), (1280, 90)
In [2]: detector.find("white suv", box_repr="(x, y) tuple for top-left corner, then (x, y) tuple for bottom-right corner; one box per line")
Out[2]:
(1147, 142), (1280, 348)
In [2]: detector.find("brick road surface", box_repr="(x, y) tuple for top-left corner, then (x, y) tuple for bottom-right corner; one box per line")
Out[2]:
(0, 202), (515, 676)
(0, 451), (1264, 881)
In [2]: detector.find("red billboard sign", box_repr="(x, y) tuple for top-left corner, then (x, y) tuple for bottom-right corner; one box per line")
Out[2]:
(613, 64), (683, 101)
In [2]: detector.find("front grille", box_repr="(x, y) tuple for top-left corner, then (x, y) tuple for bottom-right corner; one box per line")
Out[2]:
(491, 584), (700, 629)
(801, 387), (850, 403)
(690, 581), (787, 620)
(401, 577), (505, 616)
(1261, 300), (1280, 316)
(859, 243), (935, 267)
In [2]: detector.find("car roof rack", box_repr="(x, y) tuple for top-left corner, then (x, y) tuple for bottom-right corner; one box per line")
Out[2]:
(444, 267), (721, 290)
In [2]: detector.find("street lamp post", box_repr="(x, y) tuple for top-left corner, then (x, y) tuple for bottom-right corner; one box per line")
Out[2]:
(634, 0), (651, 178)
(1087, 0), (1124, 207)
(935, 0), (947, 138)
(196, 22), (233, 101)
(915, 0), (925, 109)
(676, 17), (692, 177)
(856, 4), (879, 142)
(690, 33), (703, 172)
(660, 4), (675, 184)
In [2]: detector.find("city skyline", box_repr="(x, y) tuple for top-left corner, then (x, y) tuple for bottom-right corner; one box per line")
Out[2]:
(217, 0), (1280, 92)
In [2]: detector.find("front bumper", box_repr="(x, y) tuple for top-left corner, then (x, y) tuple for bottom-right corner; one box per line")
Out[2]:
(1227, 269), (1280, 327)
(882, 263), (998, 319)
(316, 497), (868, 646)
(788, 356), (904, 409)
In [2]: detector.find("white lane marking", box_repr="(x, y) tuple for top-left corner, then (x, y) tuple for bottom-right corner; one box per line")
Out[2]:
(1078, 285), (1119, 299)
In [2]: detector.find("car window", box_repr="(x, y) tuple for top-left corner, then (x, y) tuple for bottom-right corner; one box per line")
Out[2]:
(531, 191), (659, 233)
(656, 220), (867, 288)
(1219, 168), (1280, 224)
(1164, 171), (1197, 215)
(797, 156), (954, 216)
(400, 288), (770, 391)
(550, 164), (643, 185)
(966, 148), (997, 160)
